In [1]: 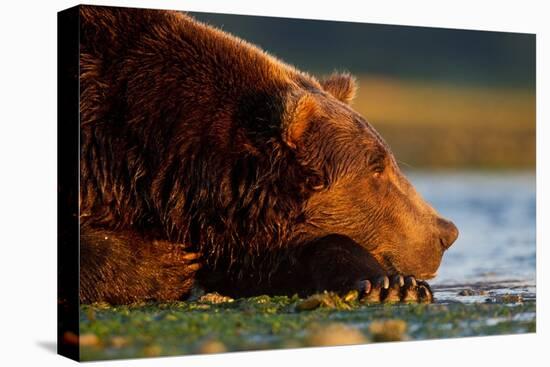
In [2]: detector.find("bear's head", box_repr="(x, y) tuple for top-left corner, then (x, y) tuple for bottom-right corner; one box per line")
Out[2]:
(280, 73), (459, 280)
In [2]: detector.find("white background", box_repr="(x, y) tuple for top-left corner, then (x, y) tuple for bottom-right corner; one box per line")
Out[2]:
(0, 0), (547, 366)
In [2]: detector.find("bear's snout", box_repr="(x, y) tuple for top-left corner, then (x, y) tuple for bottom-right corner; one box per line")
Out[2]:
(436, 217), (459, 250)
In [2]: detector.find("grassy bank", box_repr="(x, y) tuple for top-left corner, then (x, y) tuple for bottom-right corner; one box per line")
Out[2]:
(78, 293), (535, 361)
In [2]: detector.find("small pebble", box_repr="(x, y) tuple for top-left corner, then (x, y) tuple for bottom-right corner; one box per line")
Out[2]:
(197, 339), (227, 354)
(79, 333), (100, 346)
(486, 294), (523, 304)
(143, 345), (162, 357)
(198, 292), (234, 304)
(110, 336), (128, 348)
(369, 319), (408, 342)
(458, 289), (487, 296)
(307, 323), (368, 346)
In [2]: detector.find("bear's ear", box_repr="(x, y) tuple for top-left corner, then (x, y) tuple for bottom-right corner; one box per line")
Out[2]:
(320, 72), (357, 104)
(282, 93), (318, 149)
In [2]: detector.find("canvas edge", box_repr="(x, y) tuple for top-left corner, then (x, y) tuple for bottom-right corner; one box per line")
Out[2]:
(57, 4), (80, 362)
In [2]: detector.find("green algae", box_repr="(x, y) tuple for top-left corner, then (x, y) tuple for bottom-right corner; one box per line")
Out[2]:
(78, 293), (536, 361)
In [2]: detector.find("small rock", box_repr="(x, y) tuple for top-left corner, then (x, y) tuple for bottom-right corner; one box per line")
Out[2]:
(307, 323), (368, 346)
(110, 336), (129, 348)
(143, 344), (162, 357)
(296, 292), (351, 311)
(197, 339), (227, 354)
(369, 319), (408, 342)
(458, 289), (487, 296)
(486, 294), (523, 304)
(79, 333), (100, 346)
(198, 292), (234, 304)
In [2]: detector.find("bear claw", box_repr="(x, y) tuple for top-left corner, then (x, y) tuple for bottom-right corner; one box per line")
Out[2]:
(156, 241), (203, 273)
(416, 280), (433, 303)
(361, 275), (433, 304)
(404, 275), (417, 287)
(363, 276), (389, 303)
(392, 274), (404, 288)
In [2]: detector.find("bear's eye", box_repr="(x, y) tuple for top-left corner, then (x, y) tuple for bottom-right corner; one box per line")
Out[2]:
(308, 176), (325, 191)
(372, 165), (385, 178)
(311, 183), (325, 191)
(367, 151), (386, 178)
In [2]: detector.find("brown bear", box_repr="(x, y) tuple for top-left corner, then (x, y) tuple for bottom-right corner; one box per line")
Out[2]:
(77, 5), (458, 304)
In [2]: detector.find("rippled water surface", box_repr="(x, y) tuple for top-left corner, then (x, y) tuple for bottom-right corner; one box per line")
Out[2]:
(408, 171), (536, 302)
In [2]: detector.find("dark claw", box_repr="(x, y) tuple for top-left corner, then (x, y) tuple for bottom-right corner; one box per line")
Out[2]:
(181, 252), (201, 261)
(384, 275), (403, 303)
(378, 275), (390, 289)
(364, 279), (372, 294)
(358, 279), (372, 295)
(364, 287), (382, 303)
(363, 277), (388, 303)
(359, 275), (433, 304)
(401, 287), (419, 303)
(417, 280), (432, 292)
(417, 280), (434, 303)
(404, 276), (417, 288)
(187, 263), (202, 272)
(391, 274), (404, 288)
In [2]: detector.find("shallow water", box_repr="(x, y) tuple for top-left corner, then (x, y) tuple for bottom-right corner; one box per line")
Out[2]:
(408, 171), (536, 303)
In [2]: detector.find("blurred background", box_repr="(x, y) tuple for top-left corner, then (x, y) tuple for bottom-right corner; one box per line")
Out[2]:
(190, 11), (535, 170)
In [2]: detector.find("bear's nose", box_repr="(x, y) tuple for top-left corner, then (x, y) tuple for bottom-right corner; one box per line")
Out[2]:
(437, 218), (459, 250)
